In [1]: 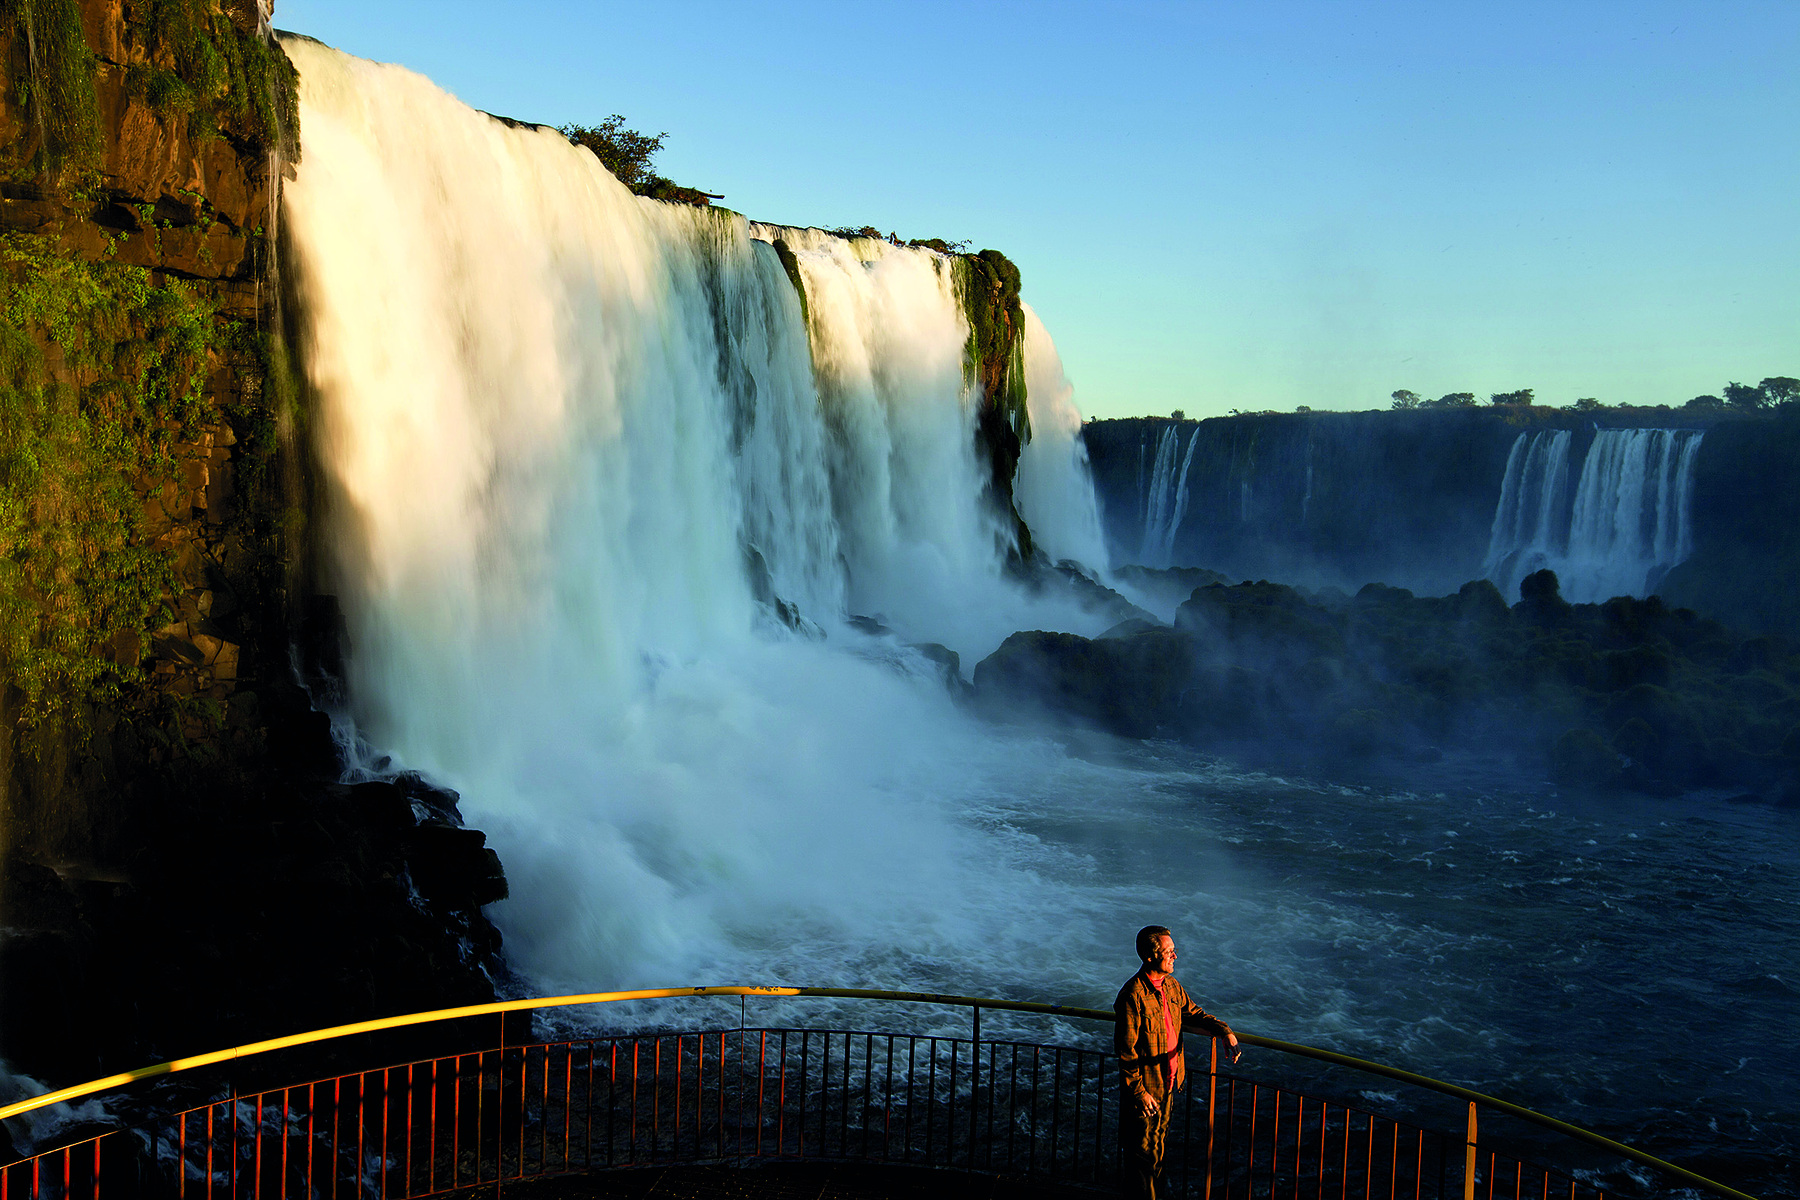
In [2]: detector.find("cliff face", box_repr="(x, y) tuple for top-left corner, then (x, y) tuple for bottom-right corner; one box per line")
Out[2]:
(0, 0), (505, 1092)
(1659, 413), (1800, 636)
(0, 0), (294, 863)
(1084, 410), (1527, 594)
(1083, 408), (1794, 635)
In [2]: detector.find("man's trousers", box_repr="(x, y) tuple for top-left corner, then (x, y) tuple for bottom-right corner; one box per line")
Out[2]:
(1119, 1079), (1173, 1199)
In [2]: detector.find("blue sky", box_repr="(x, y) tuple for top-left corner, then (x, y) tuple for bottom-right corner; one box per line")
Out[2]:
(276, 0), (1798, 420)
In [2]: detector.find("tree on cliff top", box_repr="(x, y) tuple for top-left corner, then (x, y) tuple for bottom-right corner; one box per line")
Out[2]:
(1490, 388), (1534, 406)
(1427, 392), (1477, 409)
(1390, 389), (1422, 410)
(1724, 381), (1767, 410)
(1761, 377), (1799, 407)
(561, 115), (664, 188)
(560, 116), (718, 205)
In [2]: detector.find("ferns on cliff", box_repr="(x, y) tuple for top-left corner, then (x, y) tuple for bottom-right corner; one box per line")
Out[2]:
(2, 0), (102, 178)
(0, 233), (213, 723)
(127, 0), (298, 159)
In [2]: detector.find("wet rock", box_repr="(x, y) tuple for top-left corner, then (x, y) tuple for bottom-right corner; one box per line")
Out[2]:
(407, 823), (508, 909)
(974, 627), (1194, 738)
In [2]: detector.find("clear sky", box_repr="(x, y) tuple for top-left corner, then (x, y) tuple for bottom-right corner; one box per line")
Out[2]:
(275, 0), (1798, 421)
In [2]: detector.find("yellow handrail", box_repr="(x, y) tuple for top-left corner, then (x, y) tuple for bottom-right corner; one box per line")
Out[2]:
(0, 985), (1756, 1200)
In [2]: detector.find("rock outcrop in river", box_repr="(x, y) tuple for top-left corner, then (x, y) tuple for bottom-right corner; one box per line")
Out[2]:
(976, 568), (1800, 805)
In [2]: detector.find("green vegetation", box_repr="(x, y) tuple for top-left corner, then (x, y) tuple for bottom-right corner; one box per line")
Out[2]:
(3, 0), (102, 178)
(560, 115), (716, 205)
(813, 227), (970, 255)
(122, 0), (298, 157)
(954, 249), (1032, 552)
(954, 248), (1027, 443)
(0, 232), (215, 725)
(769, 237), (807, 325)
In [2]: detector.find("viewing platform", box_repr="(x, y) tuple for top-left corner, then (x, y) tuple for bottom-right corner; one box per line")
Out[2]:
(0, 986), (1754, 1200)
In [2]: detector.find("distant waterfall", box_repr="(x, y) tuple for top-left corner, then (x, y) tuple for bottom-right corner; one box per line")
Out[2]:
(1137, 425), (1197, 566)
(1484, 431), (1572, 575)
(1485, 428), (1703, 602)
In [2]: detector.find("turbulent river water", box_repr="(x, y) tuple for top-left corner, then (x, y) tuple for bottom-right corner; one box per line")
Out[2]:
(275, 36), (1797, 1196)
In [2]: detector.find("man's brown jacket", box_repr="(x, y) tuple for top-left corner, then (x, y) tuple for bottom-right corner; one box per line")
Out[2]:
(1114, 971), (1231, 1100)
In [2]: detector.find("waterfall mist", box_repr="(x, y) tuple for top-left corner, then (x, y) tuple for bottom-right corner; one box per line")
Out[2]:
(280, 39), (1124, 997)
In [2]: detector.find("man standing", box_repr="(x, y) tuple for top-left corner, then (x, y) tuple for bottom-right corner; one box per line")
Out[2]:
(1115, 925), (1239, 1199)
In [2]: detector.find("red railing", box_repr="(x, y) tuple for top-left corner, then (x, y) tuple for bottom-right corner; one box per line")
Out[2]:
(0, 988), (1755, 1200)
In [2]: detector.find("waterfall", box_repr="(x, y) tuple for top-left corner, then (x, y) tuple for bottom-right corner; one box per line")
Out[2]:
(1136, 425), (1196, 567)
(280, 39), (1116, 993)
(1484, 428), (1703, 603)
(1014, 307), (1109, 573)
(1483, 430), (1572, 580)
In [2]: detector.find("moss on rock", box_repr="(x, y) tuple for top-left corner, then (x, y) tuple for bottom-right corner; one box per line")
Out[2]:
(953, 247), (1031, 558)
(770, 236), (807, 325)
(2, 0), (102, 178)
(0, 231), (213, 724)
(123, 0), (298, 158)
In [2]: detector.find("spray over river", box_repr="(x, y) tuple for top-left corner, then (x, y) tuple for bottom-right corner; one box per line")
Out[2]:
(278, 39), (1797, 1190)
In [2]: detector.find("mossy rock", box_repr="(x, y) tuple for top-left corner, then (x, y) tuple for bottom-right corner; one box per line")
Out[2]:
(1456, 578), (1510, 624)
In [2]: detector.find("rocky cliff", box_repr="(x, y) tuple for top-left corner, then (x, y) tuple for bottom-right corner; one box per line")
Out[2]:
(0, 0), (504, 1092)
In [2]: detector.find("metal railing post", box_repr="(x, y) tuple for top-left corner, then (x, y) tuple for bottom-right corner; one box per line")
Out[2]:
(1463, 1103), (1478, 1200)
(1205, 1037), (1218, 1200)
(969, 1005), (981, 1170)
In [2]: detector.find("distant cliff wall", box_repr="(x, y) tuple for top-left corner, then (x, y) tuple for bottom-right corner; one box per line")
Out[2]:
(1659, 415), (1800, 637)
(1083, 408), (1794, 633)
(1084, 411), (1524, 595)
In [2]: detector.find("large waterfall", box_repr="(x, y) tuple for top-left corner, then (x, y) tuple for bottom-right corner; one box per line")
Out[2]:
(1484, 427), (1703, 603)
(281, 39), (1118, 996)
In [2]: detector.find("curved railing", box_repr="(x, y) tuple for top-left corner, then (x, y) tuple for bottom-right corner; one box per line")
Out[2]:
(0, 986), (1756, 1200)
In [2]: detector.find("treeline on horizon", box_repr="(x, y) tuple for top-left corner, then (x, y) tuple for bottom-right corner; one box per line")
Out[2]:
(1107, 375), (1800, 424)
(1387, 376), (1800, 414)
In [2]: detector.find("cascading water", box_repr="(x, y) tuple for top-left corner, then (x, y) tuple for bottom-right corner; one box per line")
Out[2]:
(280, 38), (1122, 996)
(1484, 428), (1702, 603)
(1136, 425), (1197, 567)
(1014, 307), (1109, 571)
(1482, 430), (1572, 583)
